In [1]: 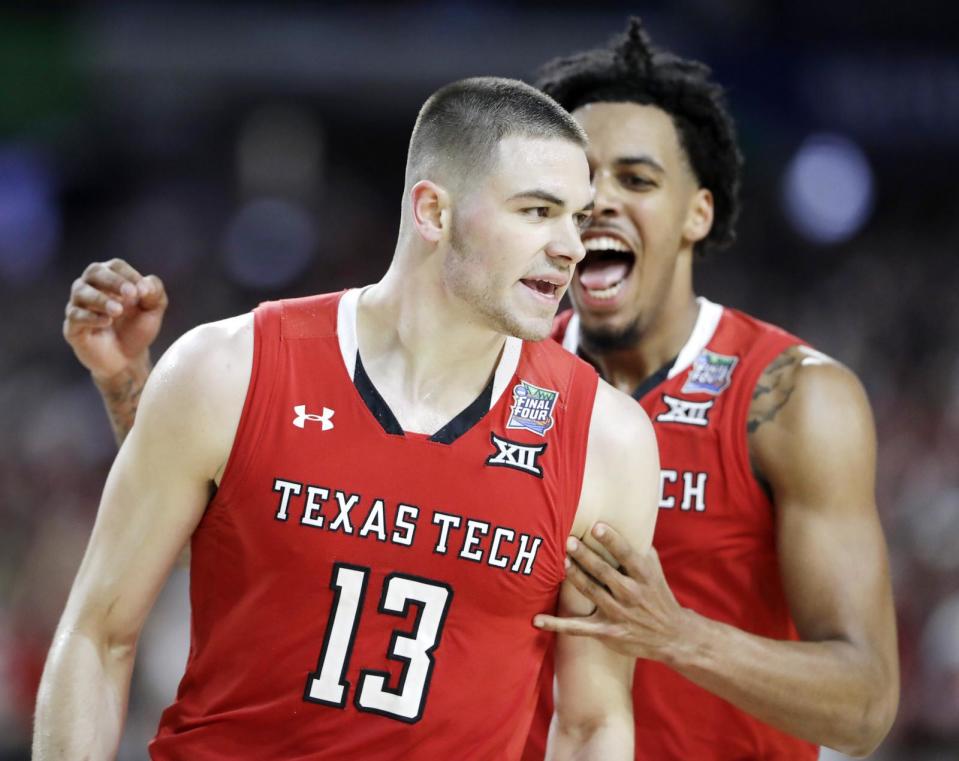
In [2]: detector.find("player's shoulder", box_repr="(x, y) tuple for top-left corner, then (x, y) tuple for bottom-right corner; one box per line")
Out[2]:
(170, 313), (253, 371)
(750, 342), (872, 445)
(145, 313), (253, 418)
(573, 378), (660, 546)
(590, 379), (657, 459)
(719, 303), (805, 349)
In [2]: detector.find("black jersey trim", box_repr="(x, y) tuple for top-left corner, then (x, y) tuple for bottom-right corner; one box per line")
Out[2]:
(429, 376), (493, 444)
(631, 355), (678, 401)
(354, 352), (405, 436)
(574, 350), (678, 402)
(353, 352), (495, 444)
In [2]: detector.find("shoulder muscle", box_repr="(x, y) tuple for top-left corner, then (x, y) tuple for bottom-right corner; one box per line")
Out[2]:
(573, 380), (660, 555)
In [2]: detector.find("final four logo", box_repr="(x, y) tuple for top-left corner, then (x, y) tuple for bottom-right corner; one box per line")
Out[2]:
(682, 350), (739, 395)
(506, 380), (559, 437)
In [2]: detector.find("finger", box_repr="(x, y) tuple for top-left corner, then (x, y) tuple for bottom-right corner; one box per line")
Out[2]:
(63, 306), (112, 336)
(104, 258), (144, 283)
(82, 265), (138, 301)
(69, 282), (124, 317)
(136, 274), (168, 310)
(532, 614), (608, 637)
(566, 535), (631, 596)
(563, 557), (623, 618)
(591, 522), (646, 577)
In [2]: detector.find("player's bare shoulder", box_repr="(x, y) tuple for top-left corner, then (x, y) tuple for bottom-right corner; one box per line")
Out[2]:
(592, 379), (657, 450)
(748, 344), (875, 481)
(134, 312), (254, 483)
(573, 379), (660, 548)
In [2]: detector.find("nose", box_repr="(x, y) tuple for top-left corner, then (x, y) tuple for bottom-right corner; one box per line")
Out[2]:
(546, 215), (587, 265)
(592, 169), (624, 220)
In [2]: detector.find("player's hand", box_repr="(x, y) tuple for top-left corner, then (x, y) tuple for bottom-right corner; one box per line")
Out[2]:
(533, 523), (690, 661)
(63, 259), (168, 383)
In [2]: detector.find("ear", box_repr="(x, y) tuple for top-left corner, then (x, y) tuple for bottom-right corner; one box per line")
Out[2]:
(409, 180), (451, 244)
(683, 187), (714, 244)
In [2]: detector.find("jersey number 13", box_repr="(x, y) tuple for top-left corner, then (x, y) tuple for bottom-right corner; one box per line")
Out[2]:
(304, 562), (454, 723)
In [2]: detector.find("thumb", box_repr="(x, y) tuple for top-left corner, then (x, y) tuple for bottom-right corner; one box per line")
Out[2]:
(137, 274), (169, 312)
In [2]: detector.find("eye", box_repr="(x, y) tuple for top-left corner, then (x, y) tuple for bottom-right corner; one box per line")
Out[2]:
(574, 212), (592, 231)
(521, 207), (551, 219)
(620, 174), (656, 190)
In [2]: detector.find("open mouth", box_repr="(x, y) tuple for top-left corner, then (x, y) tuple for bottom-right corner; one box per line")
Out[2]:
(520, 278), (560, 299)
(577, 235), (635, 300)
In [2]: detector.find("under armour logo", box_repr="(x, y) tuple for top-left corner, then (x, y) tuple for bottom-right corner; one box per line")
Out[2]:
(292, 404), (335, 431)
(655, 394), (713, 427)
(485, 433), (547, 478)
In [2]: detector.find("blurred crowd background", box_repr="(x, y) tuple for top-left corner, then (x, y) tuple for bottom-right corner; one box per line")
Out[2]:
(1, 2), (957, 759)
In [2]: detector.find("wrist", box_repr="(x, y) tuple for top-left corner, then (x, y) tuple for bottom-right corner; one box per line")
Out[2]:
(92, 354), (152, 393)
(661, 607), (713, 671)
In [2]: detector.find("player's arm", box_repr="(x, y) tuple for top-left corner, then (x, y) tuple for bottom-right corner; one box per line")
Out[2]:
(32, 315), (250, 761)
(64, 259), (168, 445)
(667, 346), (898, 755)
(541, 381), (660, 761)
(537, 347), (899, 757)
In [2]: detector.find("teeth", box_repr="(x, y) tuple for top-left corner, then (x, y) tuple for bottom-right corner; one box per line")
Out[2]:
(585, 280), (625, 300)
(584, 236), (631, 253)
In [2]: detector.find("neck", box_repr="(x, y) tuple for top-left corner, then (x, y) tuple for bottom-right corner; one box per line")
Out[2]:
(355, 250), (507, 429)
(580, 256), (699, 395)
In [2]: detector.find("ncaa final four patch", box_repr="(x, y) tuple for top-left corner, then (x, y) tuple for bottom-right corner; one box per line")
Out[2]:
(681, 350), (739, 395)
(506, 380), (559, 437)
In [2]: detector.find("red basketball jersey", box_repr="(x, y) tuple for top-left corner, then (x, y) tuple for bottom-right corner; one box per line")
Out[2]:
(525, 298), (818, 761)
(150, 289), (599, 760)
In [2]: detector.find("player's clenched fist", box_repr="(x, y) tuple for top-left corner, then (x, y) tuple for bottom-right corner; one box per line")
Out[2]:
(63, 258), (168, 383)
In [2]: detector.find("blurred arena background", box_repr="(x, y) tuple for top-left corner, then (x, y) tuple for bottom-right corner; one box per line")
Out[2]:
(1, 2), (957, 759)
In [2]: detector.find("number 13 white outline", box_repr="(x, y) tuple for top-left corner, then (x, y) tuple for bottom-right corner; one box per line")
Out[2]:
(304, 562), (454, 723)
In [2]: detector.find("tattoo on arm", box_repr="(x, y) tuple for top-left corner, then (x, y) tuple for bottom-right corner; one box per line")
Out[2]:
(747, 348), (801, 435)
(747, 346), (804, 494)
(96, 367), (150, 446)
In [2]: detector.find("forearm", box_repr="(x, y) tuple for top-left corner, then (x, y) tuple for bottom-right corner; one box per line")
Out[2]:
(33, 628), (135, 761)
(545, 714), (633, 761)
(93, 355), (151, 445)
(668, 609), (894, 755)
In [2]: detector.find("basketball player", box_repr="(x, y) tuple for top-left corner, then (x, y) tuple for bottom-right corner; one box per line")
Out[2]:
(34, 78), (661, 760)
(59, 21), (900, 760)
(525, 20), (899, 760)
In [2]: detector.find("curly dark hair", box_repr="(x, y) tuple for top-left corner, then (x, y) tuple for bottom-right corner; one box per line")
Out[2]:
(536, 18), (743, 256)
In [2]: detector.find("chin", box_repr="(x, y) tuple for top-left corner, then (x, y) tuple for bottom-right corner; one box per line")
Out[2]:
(498, 314), (551, 342)
(579, 314), (644, 351)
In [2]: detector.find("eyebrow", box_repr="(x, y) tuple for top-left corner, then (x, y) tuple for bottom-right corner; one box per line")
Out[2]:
(508, 189), (566, 206)
(508, 191), (594, 213)
(615, 156), (666, 173)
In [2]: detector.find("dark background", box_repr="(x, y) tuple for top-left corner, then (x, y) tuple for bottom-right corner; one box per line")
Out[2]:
(1, 2), (957, 758)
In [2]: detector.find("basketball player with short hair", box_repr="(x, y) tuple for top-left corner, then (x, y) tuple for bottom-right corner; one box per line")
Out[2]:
(59, 20), (900, 761)
(34, 77), (661, 760)
(525, 20), (899, 760)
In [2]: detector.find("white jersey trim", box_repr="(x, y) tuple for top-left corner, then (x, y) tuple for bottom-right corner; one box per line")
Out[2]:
(667, 297), (724, 379)
(337, 287), (362, 380)
(338, 287), (523, 412)
(562, 313), (580, 354)
(558, 298), (723, 379)
(491, 336), (523, 409)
